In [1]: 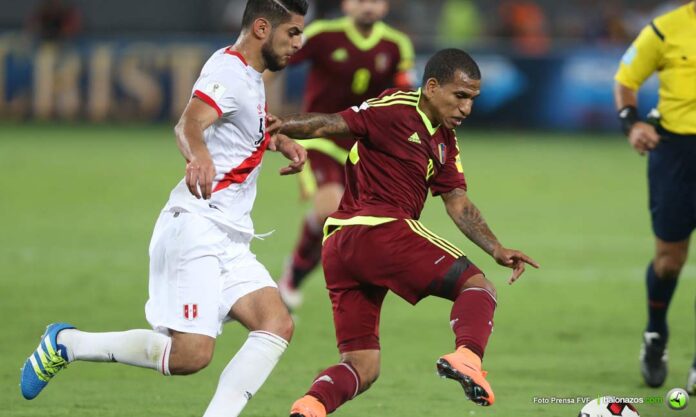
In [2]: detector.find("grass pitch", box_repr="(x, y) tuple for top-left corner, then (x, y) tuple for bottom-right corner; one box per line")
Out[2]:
(1, 123), (694, 417)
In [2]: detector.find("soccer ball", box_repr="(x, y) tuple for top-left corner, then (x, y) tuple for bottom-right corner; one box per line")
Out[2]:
(578, 397), (640, 417)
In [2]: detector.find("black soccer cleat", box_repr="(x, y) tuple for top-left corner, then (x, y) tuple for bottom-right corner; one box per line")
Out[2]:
(640, 332), (668, 388)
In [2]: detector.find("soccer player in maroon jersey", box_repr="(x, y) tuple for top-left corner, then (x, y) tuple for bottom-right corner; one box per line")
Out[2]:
(268, 49), (539, 416)
(276, 0), (415, 309)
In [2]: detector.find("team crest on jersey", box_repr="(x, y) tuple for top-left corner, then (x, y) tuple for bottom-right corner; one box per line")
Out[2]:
(332, 48), (349, 62)
(375, 53), (390, 73)
(438, 143), (447, 164)
(183, 304), (198, 321)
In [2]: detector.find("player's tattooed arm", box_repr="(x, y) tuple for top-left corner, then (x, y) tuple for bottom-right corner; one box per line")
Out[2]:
(442, 188), (500, 256)
(442, 188), (540, 284)
(276, 113), (353, 139)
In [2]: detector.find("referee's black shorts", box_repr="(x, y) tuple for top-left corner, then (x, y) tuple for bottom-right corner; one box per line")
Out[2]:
(648, 126), (696, 241)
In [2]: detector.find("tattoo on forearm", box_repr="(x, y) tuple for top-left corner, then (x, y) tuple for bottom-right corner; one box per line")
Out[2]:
(445, 189), (500, 255)
(281, 113), (349, 139)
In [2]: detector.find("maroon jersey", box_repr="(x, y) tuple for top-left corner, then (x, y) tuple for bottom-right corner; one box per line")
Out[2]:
(334, 89), (467, 221)
(291, 17), (414, 116)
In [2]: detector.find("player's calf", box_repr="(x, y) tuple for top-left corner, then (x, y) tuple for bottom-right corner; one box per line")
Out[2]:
(294, 350), (379, 416)
(341, 350), (380, 393)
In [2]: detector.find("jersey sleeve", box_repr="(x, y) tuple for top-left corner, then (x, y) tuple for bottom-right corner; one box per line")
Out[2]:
(338, 101), (389, 142)
(430, 139), (467, 196)
(396, 35), (415, 72)
(192, 63), (240, 117)
(615, 22), (665, 90)
(383, 26), (415, 72)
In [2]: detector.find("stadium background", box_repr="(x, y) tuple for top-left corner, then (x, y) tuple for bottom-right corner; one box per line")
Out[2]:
(1, 1), (694, 416)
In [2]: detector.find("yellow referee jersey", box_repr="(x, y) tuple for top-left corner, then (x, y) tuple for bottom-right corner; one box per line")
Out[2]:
(615, 2), (696, 135)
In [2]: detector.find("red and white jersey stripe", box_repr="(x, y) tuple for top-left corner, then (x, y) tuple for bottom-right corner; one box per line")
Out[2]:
(164, 47), (269, 237)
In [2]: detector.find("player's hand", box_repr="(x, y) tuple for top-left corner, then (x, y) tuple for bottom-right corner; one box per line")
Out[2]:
(492, 246), (540, 285)
(273, 134), (306, 176)
(628, 122), (660, 156)
(266, 113), (283, 137)
(185, 154), (216, 199)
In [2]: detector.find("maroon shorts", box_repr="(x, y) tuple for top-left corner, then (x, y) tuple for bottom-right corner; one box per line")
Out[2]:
(307, 150), (346, 187)
(322, 219), (483, 353)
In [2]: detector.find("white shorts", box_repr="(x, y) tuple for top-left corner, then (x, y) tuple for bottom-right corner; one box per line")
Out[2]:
(145, 211), (276, 338)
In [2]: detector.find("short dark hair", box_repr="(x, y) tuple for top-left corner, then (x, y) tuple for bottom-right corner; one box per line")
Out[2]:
(241, 0), (309, 28)
(422, 49), (481, 86)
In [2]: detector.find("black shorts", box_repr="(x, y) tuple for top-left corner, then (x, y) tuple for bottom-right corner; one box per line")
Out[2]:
(648, 127), (696, 242)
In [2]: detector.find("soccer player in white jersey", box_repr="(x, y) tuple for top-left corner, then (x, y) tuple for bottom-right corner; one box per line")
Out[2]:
(20, 1), (309, 416)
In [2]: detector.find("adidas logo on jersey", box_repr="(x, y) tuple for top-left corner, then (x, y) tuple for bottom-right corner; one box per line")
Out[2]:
(408, 132), (421, 144)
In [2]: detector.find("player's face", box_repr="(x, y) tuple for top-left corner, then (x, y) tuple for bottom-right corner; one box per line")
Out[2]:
(343, 0), (388, 27)
(426, 70), (481, 130)
(262, 14), (305, 72)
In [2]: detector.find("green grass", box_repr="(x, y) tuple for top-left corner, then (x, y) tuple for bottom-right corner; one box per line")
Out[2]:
(1, 123), (694, 417)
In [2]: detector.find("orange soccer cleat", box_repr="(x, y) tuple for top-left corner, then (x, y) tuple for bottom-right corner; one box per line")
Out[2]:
(290, 395), (327, 417)
(436, 347), (495, 406)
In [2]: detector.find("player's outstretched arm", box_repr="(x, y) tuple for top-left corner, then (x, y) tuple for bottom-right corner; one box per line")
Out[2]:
(270, 113), (353, 139)
(174, 98), (219, 199)
(442, 188), (539, 284)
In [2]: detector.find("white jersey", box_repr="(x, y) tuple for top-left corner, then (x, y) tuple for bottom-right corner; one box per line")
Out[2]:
(164, 47), (268, 238)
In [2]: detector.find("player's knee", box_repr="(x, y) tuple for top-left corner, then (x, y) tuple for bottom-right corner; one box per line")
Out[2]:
(653, 257), (684, 280)
(654, 241), (688, 279)
(258, 315), (294, 342)
(461, 274), (497, 300)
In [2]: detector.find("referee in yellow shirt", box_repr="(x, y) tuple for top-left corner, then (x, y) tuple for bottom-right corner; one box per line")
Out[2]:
(614, 0), (696, 393)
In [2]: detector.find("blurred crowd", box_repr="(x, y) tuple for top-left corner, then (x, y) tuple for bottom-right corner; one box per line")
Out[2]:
(21, 0), (690, 53)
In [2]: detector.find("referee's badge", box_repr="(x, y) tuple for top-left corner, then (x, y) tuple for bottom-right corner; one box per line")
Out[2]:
(183, 304), (198, 321)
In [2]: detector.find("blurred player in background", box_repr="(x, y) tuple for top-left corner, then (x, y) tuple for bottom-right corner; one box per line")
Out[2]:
(276, 0), (415, 309)
(614, 0), (696, 394)
(270, 49), (539, 416)
(19, 1), (308, 416)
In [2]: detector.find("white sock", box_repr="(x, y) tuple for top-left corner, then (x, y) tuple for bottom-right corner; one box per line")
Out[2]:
(57, 329), (172, 375)
(202, 331), (288, 417)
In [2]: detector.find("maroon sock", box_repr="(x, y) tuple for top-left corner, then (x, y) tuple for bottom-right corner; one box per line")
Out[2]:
(450, 288), (497, 359)
(290, 214), (324, 288)
(306, 363), (360, 413)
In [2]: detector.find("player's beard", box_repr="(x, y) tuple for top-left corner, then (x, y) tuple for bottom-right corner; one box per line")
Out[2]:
(261, 36), (286, 72)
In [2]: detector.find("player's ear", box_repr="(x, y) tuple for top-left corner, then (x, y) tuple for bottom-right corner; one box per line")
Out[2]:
(423, 78), (440, 97)
(252, 17), (272, 40)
